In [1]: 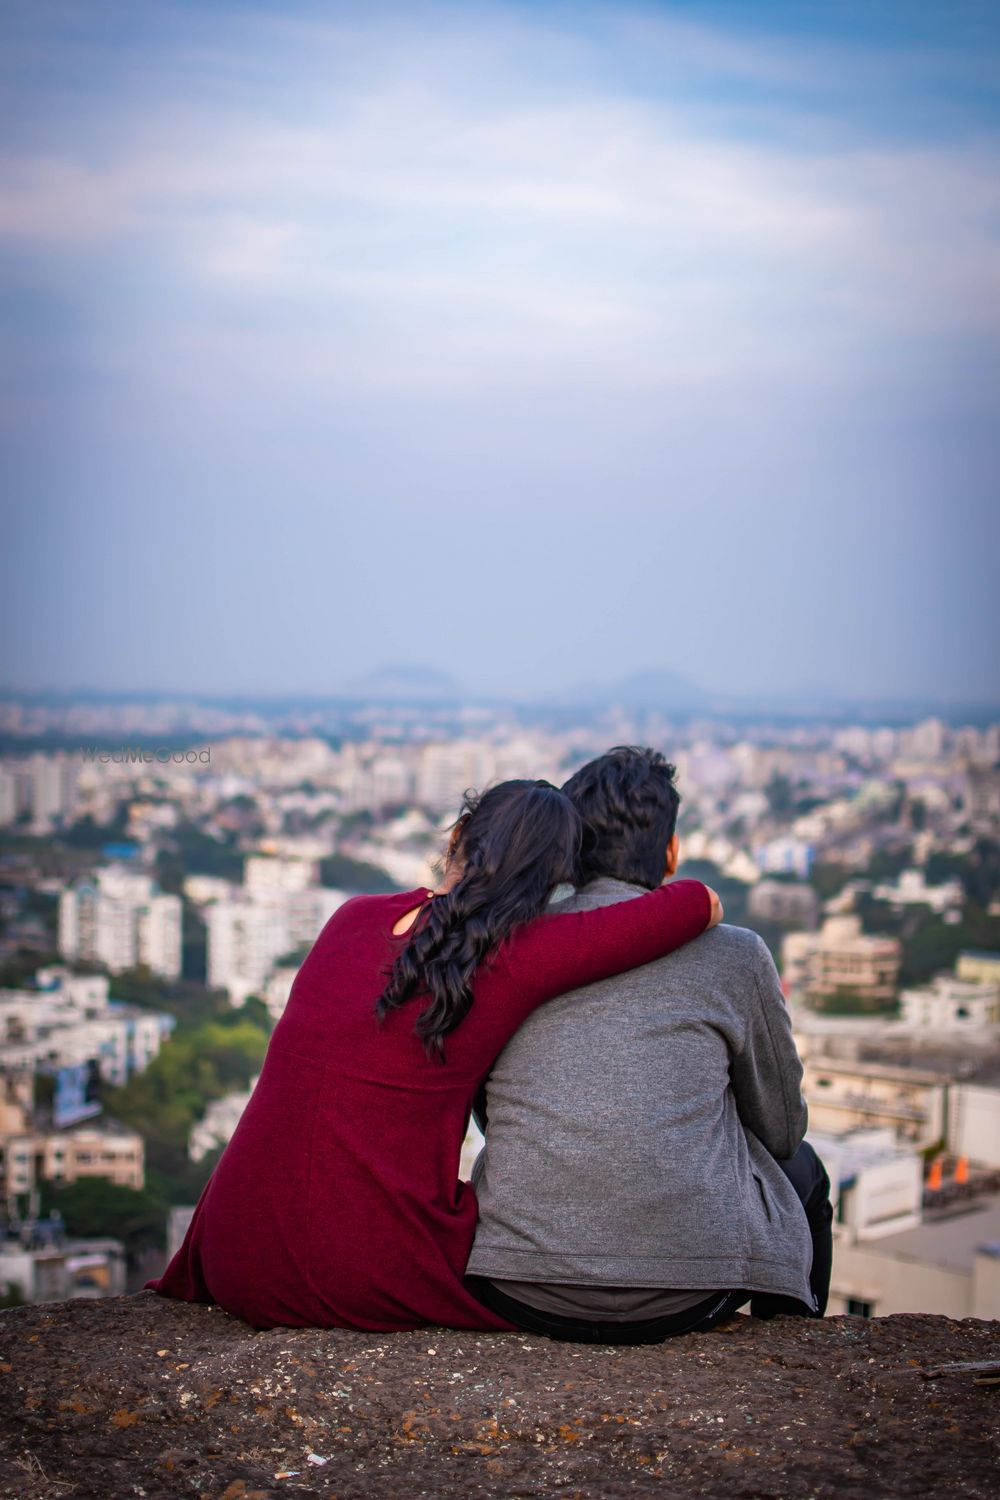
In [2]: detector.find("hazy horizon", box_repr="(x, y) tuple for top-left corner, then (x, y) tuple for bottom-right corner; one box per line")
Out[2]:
(3, 1), (999, 704)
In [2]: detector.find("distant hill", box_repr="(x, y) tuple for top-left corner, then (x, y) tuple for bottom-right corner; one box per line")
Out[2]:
(342, 664), (463, 703)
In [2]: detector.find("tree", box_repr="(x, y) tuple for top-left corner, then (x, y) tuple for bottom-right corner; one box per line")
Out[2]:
(40, 1178), (166, 1261)
(319, 853), (401, 893)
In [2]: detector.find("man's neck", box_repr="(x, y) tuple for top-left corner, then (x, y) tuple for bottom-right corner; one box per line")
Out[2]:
(581, 873), (652, 895)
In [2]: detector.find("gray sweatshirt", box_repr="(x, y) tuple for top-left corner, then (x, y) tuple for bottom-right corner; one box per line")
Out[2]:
(467, 878), (815, 1308)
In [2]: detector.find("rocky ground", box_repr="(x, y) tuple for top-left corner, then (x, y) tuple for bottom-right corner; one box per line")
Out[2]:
(0, 1293), (998, 1499)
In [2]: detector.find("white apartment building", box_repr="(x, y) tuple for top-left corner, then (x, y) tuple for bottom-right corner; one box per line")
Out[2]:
(263, 965), (299, 1023)
(0, 764), (24, 825)
(0, 970), (173, 1086)
(27, 752), (78, 834)
(244, 854), (319, 896)
(207, 898), (291, 1004)
(900, 974), (1000, 1031)
(137, 895), (182, 978)
(207, 884), (348, 1005)
(753, 837), (814, 880)
(416, 741), (496, 814)
(182, 874), (232, 906)
(948, 1082), (1000, 1169)
(207, 897), (290, 1005)
(812, 1128), (924, 1245)
(59, 865), (182, 980)
(830, 1199), (1000, 1320)
(872, 868), (965, 916)
(188, 1078), (258, 1162)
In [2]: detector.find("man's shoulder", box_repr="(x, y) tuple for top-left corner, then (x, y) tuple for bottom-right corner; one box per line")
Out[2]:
(656, 919), (768, 982)
(696, 921), (768, 960)
(555, 883), (768, 965)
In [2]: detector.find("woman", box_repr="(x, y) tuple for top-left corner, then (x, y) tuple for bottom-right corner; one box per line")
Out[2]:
(148, 779), (719, 1330)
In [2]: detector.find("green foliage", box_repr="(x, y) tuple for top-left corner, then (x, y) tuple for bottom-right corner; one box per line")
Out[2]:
(154, 821), (244, 889)
(61, 812), (129, 849)
(808, 863), (851, 901)
(808, 987), (898, 1017)
(863, 848), (913, 882)
(109, 970), (230, 1029)
(39, 1178), (167, 1260)
(0, 948), (62, 987)
(103, 1015), (269, 1180)
(925, 840), (1000, 909)
(898, 904), (1000, 987)
(0, 1282), (26, 1309)
(319, 852), (401, 893)
(235, 996), (272, 1033)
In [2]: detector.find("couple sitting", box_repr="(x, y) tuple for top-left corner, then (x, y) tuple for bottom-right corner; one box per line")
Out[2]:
(151, 746), (831, 1343)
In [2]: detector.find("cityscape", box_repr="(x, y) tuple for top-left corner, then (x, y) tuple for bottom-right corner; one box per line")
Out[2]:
(3, 1), (999, 1492)
(1, 687), (997, 1320)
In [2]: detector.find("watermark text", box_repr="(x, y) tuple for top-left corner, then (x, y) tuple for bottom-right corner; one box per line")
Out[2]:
(79, 745), (212, 766)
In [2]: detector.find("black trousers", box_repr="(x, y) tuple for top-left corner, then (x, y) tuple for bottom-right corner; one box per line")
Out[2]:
(470, 1141), (833, 1345)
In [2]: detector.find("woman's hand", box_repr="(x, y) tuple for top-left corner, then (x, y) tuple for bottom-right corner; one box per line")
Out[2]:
(705, 886), (724, 928)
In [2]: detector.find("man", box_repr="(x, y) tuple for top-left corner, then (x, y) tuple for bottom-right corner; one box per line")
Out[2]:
(467, 746), (832, 1344)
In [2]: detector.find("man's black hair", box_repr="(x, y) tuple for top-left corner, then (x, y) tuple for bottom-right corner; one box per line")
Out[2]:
(561, 746), (680, 891)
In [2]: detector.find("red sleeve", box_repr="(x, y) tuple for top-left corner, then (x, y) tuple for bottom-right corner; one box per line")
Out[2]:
(495, 879), (712, 1007)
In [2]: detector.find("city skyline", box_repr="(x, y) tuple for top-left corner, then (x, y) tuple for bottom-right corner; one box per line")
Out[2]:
(3, 1), (999, 703)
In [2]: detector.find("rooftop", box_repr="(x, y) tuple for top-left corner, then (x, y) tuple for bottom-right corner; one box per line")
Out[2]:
(860, 1192), (1000, 1275)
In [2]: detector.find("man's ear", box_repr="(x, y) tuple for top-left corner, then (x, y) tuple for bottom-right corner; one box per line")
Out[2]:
(663, 833), (680, 879)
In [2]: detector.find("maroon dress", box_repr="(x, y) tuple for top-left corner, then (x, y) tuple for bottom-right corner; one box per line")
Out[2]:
(147, 880), (711, 1330)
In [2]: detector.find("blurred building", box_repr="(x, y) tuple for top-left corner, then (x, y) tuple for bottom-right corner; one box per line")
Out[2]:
(801, 1056), (945, 1148)
(753, 837), (813, 879)
(416, 741), (495, 813)
(0, 1232), (126, 1304)
(900, 974), (1000, 1031)
(27, 752), (79, 835)
(0, 970), (173, 1086)
(747, 879), (819, 930)
(206, 897), (290, 1006)
(201, 857), (348, 1004)
(188, 1078), (257, 1162)
(263, 965), (299, 1023)
(948, 1081), (1000, 1170)
(783, 916), (901, 1009)
(872, 868), (964, 917)
(244, 854), (318, 895)
(59, 866), (181, 980)
(962, 766), (1000, 834)
(957, 951), (1000, 987)
(2, 1110), (145, 1206)
(813, 1127), (1000, 1320)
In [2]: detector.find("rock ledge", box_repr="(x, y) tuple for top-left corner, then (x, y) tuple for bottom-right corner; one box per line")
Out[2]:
(1, 1294), (998, 1498)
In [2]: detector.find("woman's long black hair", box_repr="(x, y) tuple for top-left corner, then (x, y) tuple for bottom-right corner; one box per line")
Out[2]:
(376, 779), (583, 1059)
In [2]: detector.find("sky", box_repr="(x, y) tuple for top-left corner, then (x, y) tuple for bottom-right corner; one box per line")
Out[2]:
(2, 0), (999, 705)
